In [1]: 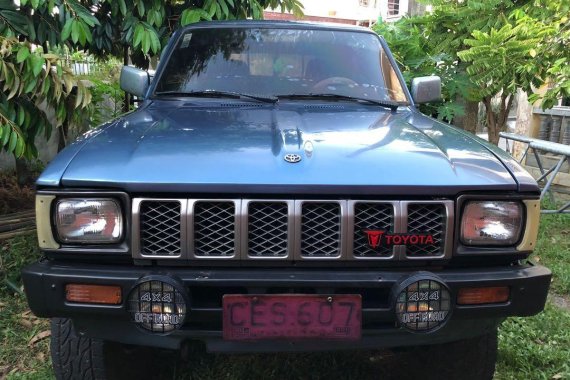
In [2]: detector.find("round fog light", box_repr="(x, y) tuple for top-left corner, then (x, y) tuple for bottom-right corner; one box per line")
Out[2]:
(128, 278), (187, 333)
(395, 275), (451, 332)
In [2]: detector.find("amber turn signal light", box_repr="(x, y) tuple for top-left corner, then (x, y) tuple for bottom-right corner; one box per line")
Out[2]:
(66, 284), (122, 305)
(457, 286), (509, 305)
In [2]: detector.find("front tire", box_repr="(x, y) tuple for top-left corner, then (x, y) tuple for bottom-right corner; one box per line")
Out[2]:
(50, 318), (107, 380)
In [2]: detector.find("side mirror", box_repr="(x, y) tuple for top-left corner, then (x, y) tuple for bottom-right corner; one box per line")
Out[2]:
(410, 76), (441, 104)
(120, 66), (150, 98)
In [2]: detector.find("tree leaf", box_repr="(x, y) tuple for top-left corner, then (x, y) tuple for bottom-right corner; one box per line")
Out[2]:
(71, 19), (80, 43)
(17, 106), (25, 125)
(118, 0), (127, 16)
(0, 10), (30, 35)
(16, 45), (30, 63)
(137, 0), (145, 18)
(133, 23), (144, 47)
(61, 18), (72, 41)
(30, 54), (44, 77)
(28, 330), (51, 347)
(14, 135), (24, 157)
(219, 0), (229, 18)
(149, 29), (160, 54)
(142, 32), (150, 54)
(1, 125), (11, 146)
(181, 9), (203, 26)
(7, 129), (17, 153)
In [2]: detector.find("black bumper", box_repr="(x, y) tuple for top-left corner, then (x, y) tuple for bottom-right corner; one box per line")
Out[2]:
(22, 260), (551, 352)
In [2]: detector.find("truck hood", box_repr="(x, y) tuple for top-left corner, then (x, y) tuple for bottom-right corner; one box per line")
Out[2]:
(43, 100), (532, 195)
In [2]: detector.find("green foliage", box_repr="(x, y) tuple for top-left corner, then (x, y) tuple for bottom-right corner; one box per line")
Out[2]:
(0, 0), (304, 159)
(85, 0), (304, 67)
(374, 17), (468, 121)
(521, 1), (570, 109)
(0, 0), (98, 158)
(458, 20), (550, 99)
(375, 0), (569, 142)
(455, 0), (567, 143)
(497, 303), (570, 379)
(0, 38), (90, 158)
(87, 77), (125, 126)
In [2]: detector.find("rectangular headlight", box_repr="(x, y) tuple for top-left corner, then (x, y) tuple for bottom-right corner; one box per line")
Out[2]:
(461, 201), (523, 246)
(55, 199), (123, 244)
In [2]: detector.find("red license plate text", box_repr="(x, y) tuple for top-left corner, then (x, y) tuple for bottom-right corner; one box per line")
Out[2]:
(222, 294), (361, 341)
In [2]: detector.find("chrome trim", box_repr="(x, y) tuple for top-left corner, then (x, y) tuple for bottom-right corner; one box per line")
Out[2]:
(189, 199), (241, 260)
(241, 200), (295, 260)
(132, 198), (454, 262)
(347, 200), (400, 260)
(400, 200), (454, 260)
(132, 198), (187, 259)
(293, 200), (347, 261)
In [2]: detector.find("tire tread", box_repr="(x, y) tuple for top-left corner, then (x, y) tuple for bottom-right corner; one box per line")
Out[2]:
(50, 318), (107, 380)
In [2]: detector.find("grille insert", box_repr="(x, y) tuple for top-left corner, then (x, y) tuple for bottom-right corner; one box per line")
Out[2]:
(248, 202), (289, 257)
(301, 203), (341, 257)
(194, 202), (236, 257)
(406, 204), (446, 256)
(134, 199), (451, 261)
(353, 203), (394, 257)
(140, 201), (181, 256)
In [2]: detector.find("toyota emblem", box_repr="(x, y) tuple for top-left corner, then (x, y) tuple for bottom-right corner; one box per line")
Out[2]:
(284, 154), (302, 163)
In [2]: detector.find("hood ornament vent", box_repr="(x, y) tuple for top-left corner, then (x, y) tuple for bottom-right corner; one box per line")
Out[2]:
(284, 154), (302, 163)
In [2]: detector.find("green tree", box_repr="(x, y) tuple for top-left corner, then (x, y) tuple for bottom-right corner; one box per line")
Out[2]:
(0, 0), (95, 161)
(83, 0), (303, 111)
(376, 0), (569, 145)
(458, 0), (568, 145)
(373, 17), (467, 123)
(0, 0), (303, 160)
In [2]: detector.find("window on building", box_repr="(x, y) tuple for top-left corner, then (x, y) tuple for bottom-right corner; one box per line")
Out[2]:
(359, 0), (369, 7)
(388, 0), (400, 16)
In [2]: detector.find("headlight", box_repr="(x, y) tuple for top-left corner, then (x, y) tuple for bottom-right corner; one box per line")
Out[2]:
(461, 201), (523, 246)
(55, 199), (123, 243)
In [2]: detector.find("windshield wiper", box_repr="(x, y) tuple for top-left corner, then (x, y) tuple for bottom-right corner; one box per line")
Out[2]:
(155, 90), (277, 104)
(276, 93), (401, 111)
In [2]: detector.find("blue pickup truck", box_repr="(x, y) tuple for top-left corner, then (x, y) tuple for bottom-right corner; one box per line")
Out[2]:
(23, 20), (550, 379)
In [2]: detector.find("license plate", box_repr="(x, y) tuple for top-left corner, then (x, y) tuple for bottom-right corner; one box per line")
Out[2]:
(222, 294), (361, 341)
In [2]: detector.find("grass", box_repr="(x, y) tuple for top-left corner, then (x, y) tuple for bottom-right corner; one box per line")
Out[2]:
(496, 303), (570, 380)
(530, 212), (570, 294)
(0, 235), (52, 379)
(0, 212), (568, 379)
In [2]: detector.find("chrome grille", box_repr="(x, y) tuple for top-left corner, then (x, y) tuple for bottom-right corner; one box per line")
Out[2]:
(353, 203), (394, 257)
(247, 202), (288, 257)
(133, 199), (453, 261)
(300, 202), (341, 257)
(406, 204), (446, 257)
(139, 201), (181, 256)
(193, 201), (235, 257)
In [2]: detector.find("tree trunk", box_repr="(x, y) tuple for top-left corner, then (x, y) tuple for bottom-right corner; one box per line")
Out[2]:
(484, 97), (499, 145)
(15, 158), (32, 186)
(484, 93), (515, 146)
(57, 120), (69, 152)
(454, 98), (479, 134)
(513, 90), (532, 160)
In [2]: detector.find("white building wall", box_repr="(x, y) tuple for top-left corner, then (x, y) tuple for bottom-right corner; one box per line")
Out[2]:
(275, 0), (410, 24)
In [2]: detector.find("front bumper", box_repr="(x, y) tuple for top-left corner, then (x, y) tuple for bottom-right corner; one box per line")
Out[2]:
(22, 260), (551, 352)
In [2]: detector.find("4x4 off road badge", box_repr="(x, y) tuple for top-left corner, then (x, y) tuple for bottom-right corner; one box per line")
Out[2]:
(364, 230), (435, 249)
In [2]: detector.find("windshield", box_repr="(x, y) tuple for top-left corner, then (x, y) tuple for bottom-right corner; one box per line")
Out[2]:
(154, 27), (409, 104)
